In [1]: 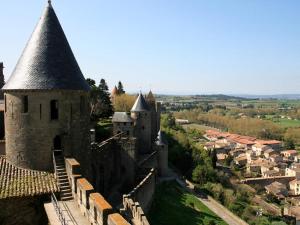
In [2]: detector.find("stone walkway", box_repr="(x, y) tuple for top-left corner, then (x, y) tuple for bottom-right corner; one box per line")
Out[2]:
(44, 200), (90, 225)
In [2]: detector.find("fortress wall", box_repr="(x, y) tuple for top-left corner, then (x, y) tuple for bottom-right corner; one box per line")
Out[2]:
(65, 158), (130, 225)
(241, 176), (295, 187)
(89, 135), (137, 197)
(0, 140), (5, 155)
(121, 169), (156, 225)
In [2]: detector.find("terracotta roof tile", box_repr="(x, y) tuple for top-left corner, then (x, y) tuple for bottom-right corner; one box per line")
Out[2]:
(0, 156), (58, 199)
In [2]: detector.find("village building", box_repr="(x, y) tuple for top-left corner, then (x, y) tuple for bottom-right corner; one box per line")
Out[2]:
(252, 143), (272, 156)
(289, 179), (300, 196)
(264, 149), (277, 159)
(265, 181), (288, 200)
(234, 153), (247, 167)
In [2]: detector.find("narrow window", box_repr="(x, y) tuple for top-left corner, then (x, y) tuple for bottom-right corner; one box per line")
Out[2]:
(4, 95), (6, 112)
(94, 207), (97, 221)
(50, 100), (59, 120)
(22, 96), (28, 113)
(80, 96), (85, 115)
(39, 104), (42, 120)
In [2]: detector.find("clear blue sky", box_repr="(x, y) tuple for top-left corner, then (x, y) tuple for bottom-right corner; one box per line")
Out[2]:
(1, 0), (300, 95)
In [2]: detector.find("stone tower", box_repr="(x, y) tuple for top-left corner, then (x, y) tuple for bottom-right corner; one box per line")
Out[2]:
(2, 2), (90, 171)
(131, 93), (152, 154)
(146, 90), (159, 143)
(156, 130), (169, 177)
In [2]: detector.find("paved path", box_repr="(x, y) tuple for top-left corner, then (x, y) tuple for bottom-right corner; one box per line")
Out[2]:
(44, 200), (90, 225)
(176, 178), (249, 225)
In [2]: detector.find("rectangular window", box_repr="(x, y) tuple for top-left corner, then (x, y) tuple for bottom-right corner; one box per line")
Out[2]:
(50, 100), (59, 120)
(40, 104), (42, 120)
(23, 96), (28, 113)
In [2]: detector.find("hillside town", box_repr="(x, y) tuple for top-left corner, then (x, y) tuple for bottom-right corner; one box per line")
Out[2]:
(204, 129), (300, 222)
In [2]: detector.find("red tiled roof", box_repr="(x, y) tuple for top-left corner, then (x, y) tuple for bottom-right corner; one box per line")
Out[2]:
(0, 156), (58, 199)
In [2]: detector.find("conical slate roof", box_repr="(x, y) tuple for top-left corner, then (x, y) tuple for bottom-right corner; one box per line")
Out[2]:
(3, 2), (90, 91)
(131, 93), (150, 112)
(147, 90), (155, 102)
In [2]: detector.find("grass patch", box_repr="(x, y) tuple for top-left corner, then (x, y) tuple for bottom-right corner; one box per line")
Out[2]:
(264, 115), (300, 128)
(148, 181), (227, 225)
(95, 119), (113, 142)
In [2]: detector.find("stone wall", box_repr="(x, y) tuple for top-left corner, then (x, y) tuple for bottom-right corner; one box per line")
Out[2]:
(65, 157), (130, 225)
(4, 90), (90, 171)
(0, 196), (49, 225)
(121, 168), (156, 225)
(0, 139), (5, 155)
(89, 135), (137, 198)
(241, 176), (295, 187)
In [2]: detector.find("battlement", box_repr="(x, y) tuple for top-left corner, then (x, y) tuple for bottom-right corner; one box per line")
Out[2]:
(65, 157), (130, 225)
(121, 169), (156, 225)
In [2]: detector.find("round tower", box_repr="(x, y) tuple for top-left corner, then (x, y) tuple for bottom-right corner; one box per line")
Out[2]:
(131, 93), (152, 154)
(3, 2), (90, 171)
(156, 130), (169, 177)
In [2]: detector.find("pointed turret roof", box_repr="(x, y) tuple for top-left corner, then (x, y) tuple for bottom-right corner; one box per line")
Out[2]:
(111, 86), (118, 96)
(131, 93), (150, 112)
(147, 90), (155, 102)
(3, 2), (90, 91)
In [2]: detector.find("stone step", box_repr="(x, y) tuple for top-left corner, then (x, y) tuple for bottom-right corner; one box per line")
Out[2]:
(61, 189), (72, 194)
(61, 193), (73, 198)
(58, 178), (69, 183)
(60, 196), (73, 201)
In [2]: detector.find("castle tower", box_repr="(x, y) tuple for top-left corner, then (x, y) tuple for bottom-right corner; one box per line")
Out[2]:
(2, 2), (90, 171)
(156, 130), (169, 177)
(146, 90), (159, 143)
(131, 93), (152, 154)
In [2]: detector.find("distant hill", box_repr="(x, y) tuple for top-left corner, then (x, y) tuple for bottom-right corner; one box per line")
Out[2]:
(155, 94), (252, 101)
(234, 94), (300, 100)
(194, 94), (250, 101)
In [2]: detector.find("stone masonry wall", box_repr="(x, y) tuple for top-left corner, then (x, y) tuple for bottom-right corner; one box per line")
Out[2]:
(121, 168), (156, 225)
(65, 157), (130, 225)
(4, 90), (90, 171)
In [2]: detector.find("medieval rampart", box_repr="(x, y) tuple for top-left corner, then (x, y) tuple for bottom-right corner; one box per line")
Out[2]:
(65, 157), (130, 225)
(121, 168), (156, 225)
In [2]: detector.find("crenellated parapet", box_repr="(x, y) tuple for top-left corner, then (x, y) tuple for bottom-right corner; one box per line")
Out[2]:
(121, 168), (156, 225)
(65, 157), (130, 225)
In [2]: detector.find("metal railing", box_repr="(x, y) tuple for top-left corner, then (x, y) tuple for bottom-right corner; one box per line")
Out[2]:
(51, 193), (69, 225)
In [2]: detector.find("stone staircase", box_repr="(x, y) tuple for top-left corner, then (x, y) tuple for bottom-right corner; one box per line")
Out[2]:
(54, 151), (73, 201)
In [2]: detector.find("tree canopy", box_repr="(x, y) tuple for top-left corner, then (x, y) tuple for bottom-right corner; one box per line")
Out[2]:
(86, 78), (113, 120)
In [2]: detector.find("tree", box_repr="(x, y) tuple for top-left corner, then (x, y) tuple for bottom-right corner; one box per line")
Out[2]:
(98, 79), (113, 118)
(210, 149), (217, 169)
(117, 81), (125, 94)
(284, 138), (295, 150)
(113, 94), (136, 112)
(86, 78), (114, 120)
